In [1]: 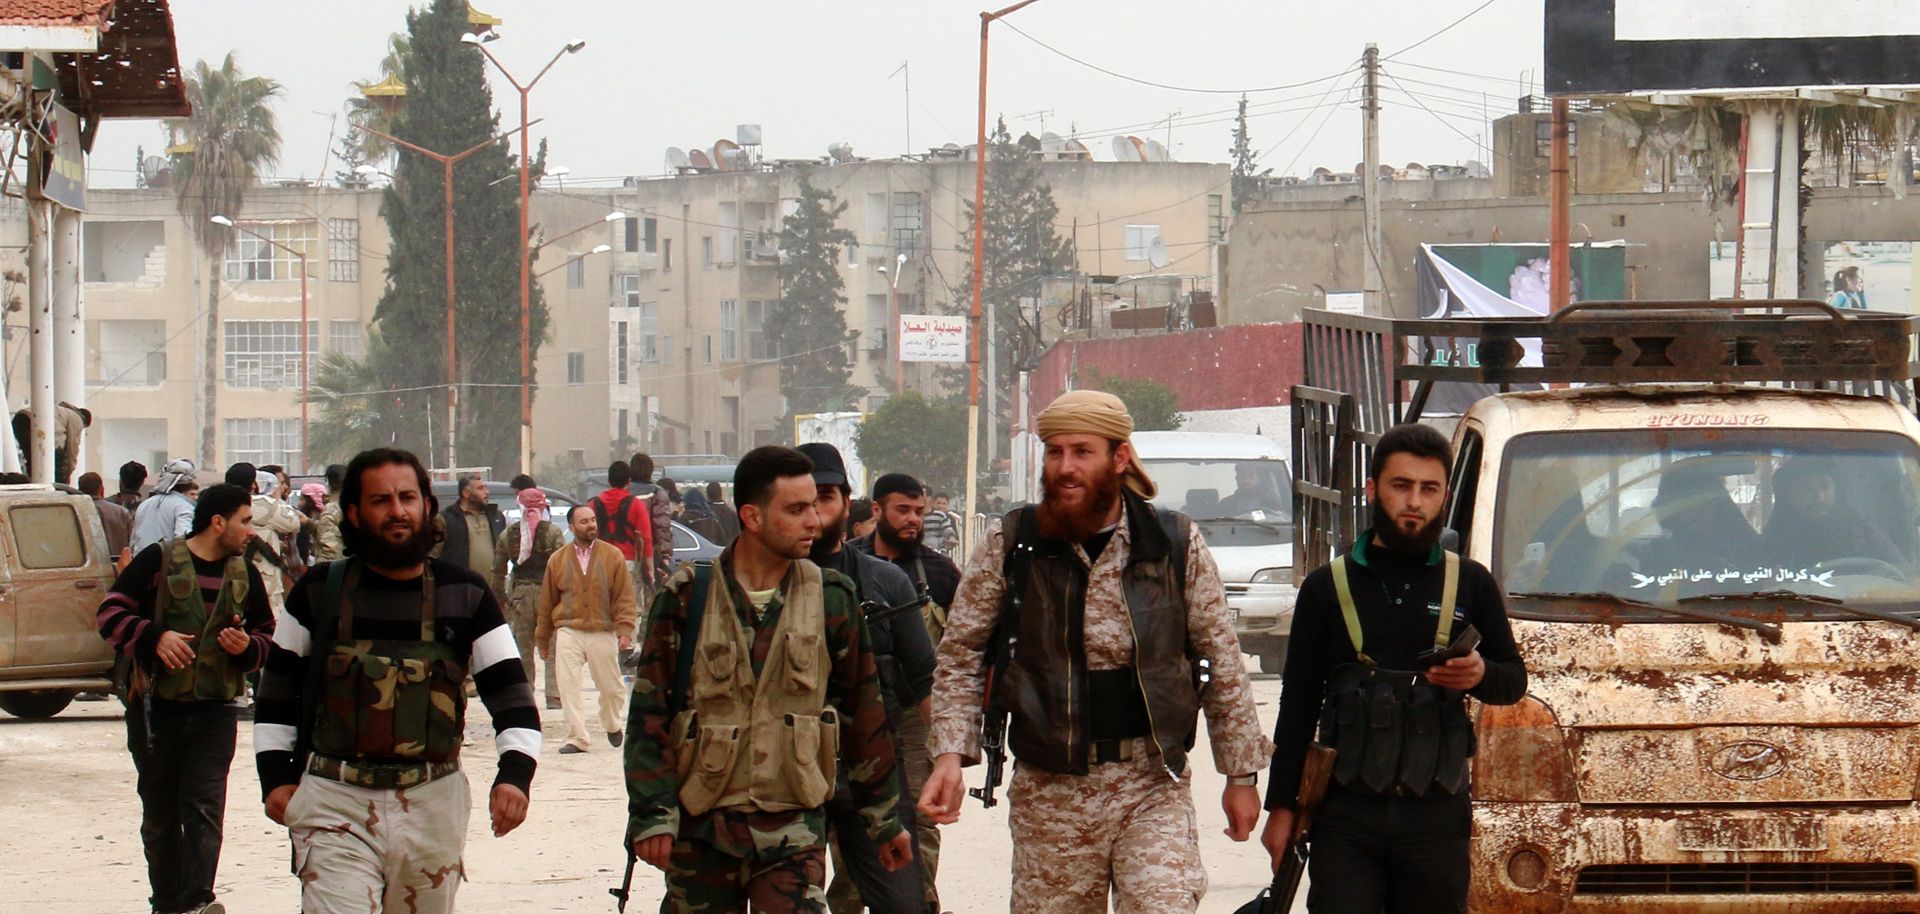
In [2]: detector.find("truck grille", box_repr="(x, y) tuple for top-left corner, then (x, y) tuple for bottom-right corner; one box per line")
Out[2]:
(1575, 863), (1918, 895)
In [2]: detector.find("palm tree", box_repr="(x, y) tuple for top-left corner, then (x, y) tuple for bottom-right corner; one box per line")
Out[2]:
(171, 54), (283, 468)
(347, 32), (412, 166)
(306, 333), (403, 463)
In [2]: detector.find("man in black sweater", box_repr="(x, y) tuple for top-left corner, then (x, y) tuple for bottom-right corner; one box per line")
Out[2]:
(1261, 423), (1527, 914)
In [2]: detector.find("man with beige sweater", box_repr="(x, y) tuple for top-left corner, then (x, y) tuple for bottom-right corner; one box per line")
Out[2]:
(539, 503), (639, 754)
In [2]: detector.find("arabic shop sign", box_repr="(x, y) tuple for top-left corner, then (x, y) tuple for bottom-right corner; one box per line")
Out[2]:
(899, 314), (966, 363)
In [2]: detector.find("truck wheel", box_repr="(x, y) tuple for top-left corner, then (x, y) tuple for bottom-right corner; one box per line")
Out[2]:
(0, 689), (76, 719)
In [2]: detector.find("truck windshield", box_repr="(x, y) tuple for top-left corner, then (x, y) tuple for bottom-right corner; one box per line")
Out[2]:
(1497, 429), (1920, 609)
(1145, 457), (1293, 533)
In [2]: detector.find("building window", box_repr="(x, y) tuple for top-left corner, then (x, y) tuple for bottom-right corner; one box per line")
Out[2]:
(620, 274), (640, 309)
(720, 299), (738, 361)
(327, 218), (360, 282)
(224, 320), (317, 389)
(643, 217), (658, 254)
(566, 351), (586, 385)
(566, 256), (586, 289)
(224, 418), (302, 470)
(96, 319), (167, 386)
(327, 320), (363, 358)
(1207, 194), (1225, 242)
(1124, 224), (1161, 262)
(639, 302), (660, 361)
(716, 202), (738, 265)
(702, 334), (712, 364)
(847, 240), (860, 267)
(223, 222), (317, 282)
(614, 321), (629, 385)
(663, 238), (673, 272)
(623, 216), (641, 252)
(745, 300), (769, 360)
(891, 192), (922, 255)
(702, 236), (713, 270)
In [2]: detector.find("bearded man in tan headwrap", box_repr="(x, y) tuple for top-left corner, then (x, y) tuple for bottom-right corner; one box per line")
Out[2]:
(917, 390), (1272, 912)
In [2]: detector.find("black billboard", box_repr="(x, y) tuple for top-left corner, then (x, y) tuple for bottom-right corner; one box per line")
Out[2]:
(1547, 1), (1920, 95)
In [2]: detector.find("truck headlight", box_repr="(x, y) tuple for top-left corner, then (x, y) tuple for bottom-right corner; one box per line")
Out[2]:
(1251, 567), (1291, 585)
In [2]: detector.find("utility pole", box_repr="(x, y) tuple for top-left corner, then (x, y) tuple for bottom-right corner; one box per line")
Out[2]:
(1361, 43), (1384, 314)
(1549, 98), (1572, 311)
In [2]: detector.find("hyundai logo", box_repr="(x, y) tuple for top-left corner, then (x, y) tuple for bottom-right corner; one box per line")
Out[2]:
(1709, 740), (1788, 781)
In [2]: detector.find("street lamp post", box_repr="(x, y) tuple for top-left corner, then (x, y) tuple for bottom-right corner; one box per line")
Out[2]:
(465, 32), (586, 474)
(536, 243), (613, 280)
(212, 215), (311, 470)
(963, 0), (1044, 558)
(877, 252), (907, 391)
(354, 121), (535, 468)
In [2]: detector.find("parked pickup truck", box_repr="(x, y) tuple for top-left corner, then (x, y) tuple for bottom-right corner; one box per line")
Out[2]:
(1296, 301), (1920, 913)
(0, 485), (118, 719)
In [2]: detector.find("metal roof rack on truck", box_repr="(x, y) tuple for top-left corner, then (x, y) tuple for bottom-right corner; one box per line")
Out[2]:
(1289, 300), (1920, 578)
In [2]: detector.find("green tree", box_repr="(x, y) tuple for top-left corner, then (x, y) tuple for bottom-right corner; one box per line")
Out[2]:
(854, 393), (967, 495)
(372, 0), (547, 472)
(306, 333), (404, 464)
(341, 31), (412, 184)
(1083, 370), (1184, 431)
(170, 54), (284, 468)
(1229, 95), (1264, 215)
(949, 117), (1077, 481)
(772, 175), (861, 417)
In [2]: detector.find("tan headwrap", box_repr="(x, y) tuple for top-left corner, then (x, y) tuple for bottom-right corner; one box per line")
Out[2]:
(1034, 390), (1156, 499)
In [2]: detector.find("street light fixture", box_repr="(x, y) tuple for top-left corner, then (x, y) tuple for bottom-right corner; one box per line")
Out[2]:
(536, 243), (611, 279)
(211, 214), (312, 469)
(466, 34), (587, 473)
(878, 251), (908, 390)
(533, 210), (624, 252)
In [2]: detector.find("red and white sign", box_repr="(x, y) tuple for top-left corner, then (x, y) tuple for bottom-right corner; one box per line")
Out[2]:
(899, 315), (967, 363)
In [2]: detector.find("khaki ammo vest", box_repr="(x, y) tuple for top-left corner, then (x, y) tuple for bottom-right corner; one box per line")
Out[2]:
(672, 560), (839, 816)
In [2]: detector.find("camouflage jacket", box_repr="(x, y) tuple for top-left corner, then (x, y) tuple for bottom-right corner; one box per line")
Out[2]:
(312, 500), (345, 563)
(624, 550), (904, 856)
(928, 502), (1275, 777)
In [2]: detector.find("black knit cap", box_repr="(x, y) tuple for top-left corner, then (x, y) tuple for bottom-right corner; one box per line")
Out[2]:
(870, 472), (925, 503)
(795, 442), (849, 489)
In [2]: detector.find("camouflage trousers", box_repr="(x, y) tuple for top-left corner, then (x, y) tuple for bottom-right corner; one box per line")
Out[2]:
(287, 768), (470, 914)
(666, 826), (828, 914)
(1007, 740), (1206, 913)
(506, 581), (559, 704)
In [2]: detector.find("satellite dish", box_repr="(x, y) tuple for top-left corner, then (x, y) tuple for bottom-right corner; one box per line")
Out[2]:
(1145, 139), (1169, 162)
(1040, 132), (1065, 155)
(1126, 136), (1149, 162)
(1147, 235), (1170, 269)
(712, 139), (740, 172)
(139, 155), (171, 187)
(1110, 136), (1132, 161)
(1065, 138), (1090, 159)
(665, 147), (690, 172)
(688, 148), (714, 171)
(828, 141), (855, 163)
(721, 148), (750, 169)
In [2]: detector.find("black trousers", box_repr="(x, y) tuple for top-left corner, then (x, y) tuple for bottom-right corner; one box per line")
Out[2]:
(824, 765), (929, 914)
(1305, 786), (1470, 914)
(126, 699), (238, 914)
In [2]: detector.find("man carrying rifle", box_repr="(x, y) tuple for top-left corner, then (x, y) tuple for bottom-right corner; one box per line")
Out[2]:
(920, 391), (1271, 912)
(1260, 424), (1527, 913)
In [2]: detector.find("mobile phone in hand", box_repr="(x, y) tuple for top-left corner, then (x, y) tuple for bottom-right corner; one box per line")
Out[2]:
(1414, 625), (1481, 668)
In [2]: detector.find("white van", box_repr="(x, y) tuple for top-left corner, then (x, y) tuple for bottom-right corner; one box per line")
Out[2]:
(1130, 431), (1297, 672)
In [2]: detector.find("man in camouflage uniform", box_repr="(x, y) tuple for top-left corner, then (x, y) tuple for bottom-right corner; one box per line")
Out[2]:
(624, 446), (912, 913)
(310, 463), (347, 563)
(919, 391), (1273, 912)
(253, 449), (540, 914)
(494, 486), (565, 709)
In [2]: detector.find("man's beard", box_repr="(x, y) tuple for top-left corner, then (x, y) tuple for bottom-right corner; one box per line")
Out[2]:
(1372, 500), (1443, 553)
(808, 514), (846, 564)
(876, 514), (921, 551)
(1038, 463), (1121, 543)
(358, 517), (436, 568)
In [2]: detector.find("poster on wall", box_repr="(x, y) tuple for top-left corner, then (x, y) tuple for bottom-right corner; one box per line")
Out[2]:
(1413, 242), (1629, 412)
(899, 315), (967, 363)
(1706, 241), (1919, 311)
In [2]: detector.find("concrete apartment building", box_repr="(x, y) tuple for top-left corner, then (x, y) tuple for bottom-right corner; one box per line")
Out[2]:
(532, 152), (1229, 473)
(36, 152), (1224, 478)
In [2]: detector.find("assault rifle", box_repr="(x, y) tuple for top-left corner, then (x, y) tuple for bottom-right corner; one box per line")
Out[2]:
(969, 617), (1013, 808)
(610, 842), (637, 912)
(1237, 743), (1338, 914)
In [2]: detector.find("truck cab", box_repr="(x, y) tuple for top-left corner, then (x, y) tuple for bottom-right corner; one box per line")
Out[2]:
(1295, 302), (1920, 912)
(0, 485), (118, 718)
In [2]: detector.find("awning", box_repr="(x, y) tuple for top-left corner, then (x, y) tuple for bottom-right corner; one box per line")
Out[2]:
(0, 0), (189, 122)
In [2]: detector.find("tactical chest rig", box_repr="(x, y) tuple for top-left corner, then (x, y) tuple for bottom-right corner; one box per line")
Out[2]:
(1318, 552), (1476, 797)
(150, 538), (251, 702)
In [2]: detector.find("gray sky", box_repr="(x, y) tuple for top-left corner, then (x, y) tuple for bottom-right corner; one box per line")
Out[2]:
(89, 0), (1543, 189)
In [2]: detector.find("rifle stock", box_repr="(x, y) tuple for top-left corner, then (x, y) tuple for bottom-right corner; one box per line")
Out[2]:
(969, 678), (1008, 808)
(1258, 743), (1338, 914)
(610, 842), (638, 913)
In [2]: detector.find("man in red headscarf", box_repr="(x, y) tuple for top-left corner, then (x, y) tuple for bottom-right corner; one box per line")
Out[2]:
(492, 486), (567, 709)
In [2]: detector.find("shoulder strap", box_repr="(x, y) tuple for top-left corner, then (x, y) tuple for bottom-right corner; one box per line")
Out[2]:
(299, 560), (353, 757)
(670, 562), (713, 715)
(1435, 551), (1460, 649)
(1329, 556), (1376, 668)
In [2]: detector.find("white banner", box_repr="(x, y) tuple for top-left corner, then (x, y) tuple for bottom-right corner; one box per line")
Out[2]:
(1616, 0), (1920, 42)
(899, 314), (967, 363)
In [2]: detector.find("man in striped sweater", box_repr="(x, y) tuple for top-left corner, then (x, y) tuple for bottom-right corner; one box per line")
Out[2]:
(252, 448), (540, 914)
(97, 482), (275, 914)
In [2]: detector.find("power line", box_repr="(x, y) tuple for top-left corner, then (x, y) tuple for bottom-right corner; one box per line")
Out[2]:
(1387, 59), (1526, 87)
(1384, 0), (1506, 61)
(999, 20), (1360, 96)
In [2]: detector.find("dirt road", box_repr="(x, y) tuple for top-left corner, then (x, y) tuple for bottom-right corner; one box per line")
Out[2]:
(1, 675), (1299, 913)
